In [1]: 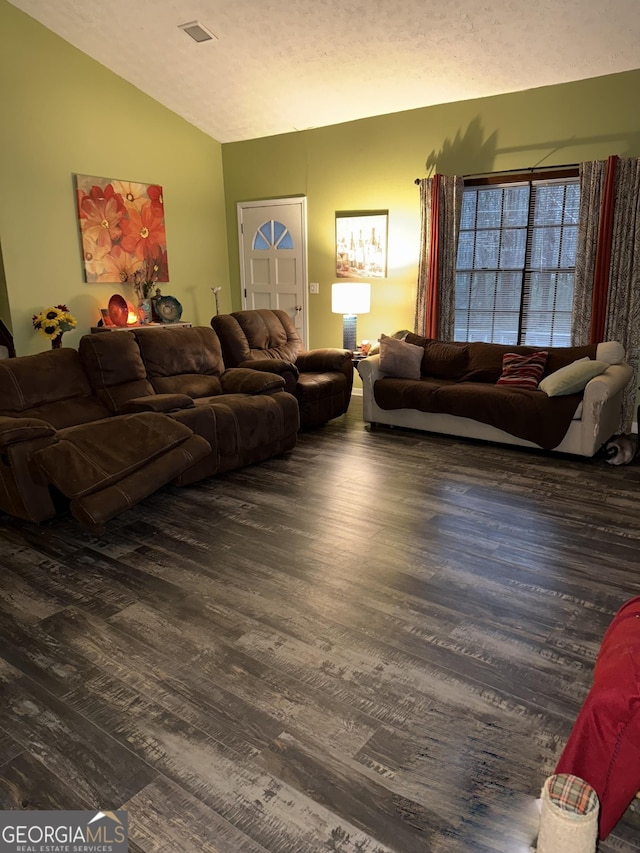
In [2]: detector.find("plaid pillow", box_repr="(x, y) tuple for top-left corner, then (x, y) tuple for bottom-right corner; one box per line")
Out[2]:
(496, 351), (548, 390)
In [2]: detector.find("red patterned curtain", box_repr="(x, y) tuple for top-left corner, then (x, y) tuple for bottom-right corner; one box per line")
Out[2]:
(573, 156), (640, 431)
(589, 155), (618, 344)
(424, 173), (441, 338)
(414, 175), (463, 339)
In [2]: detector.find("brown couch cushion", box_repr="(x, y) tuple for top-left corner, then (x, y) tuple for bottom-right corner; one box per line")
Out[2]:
(79, 331), (155, 413)
(0, 348), (86, 414)
(231, 309), (302, 362)
(462, 342), (517, 383)
(32, 413), (195, 499)
(0, 347), (111, 428)
(69, 434), (211, 529)
(404, 335), (471, 380)
(545, 344), (598, 375)
(423, 341), (470, 380)
(134, 326), (224, 398)
(210, 314), (253, 365)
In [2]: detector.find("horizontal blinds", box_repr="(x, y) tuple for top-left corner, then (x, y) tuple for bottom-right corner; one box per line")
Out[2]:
(521, 180), (579, 347)
(454, 177), (580, 347)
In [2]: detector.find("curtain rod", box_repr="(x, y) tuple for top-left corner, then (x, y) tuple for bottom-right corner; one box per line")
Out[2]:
(463, 164), (578, 179)
(414, 164), (578, 183)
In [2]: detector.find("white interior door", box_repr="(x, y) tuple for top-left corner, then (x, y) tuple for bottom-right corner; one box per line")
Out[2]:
(237, 197), (308, 345)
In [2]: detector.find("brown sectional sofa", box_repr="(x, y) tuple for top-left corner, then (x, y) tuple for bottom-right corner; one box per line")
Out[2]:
(0, 325), (299, 530)
(359, 335), (633, 456)
(212, 309), (354, 429)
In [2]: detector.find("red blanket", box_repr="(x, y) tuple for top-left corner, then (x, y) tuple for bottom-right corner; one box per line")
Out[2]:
(555, 597), (640, 838)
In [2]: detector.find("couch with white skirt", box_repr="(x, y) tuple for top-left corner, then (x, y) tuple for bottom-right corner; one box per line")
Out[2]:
(358, 335), (633, 457)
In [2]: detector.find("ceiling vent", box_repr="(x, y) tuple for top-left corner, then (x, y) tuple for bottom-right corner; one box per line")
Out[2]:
(178, 21), (218, 43)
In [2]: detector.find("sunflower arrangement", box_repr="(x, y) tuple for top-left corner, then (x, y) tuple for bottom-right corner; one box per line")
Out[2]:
(32, 304), (77, 342)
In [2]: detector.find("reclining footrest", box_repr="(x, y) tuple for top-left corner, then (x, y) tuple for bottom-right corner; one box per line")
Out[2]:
(31, 412), (211, 528)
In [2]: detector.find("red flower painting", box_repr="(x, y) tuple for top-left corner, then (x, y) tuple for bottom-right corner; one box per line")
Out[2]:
(75, 174), (170, 284)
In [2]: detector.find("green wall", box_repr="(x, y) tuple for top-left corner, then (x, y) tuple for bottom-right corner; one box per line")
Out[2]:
(222, 71), (640, 352)
(3, 0), (640, 363)
(0, 0), (230, 356)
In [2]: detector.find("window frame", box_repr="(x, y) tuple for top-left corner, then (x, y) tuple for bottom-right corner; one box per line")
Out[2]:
(455, 167), (580, 347)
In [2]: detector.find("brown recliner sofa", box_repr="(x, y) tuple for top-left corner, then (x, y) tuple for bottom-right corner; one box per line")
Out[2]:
(81, 326), (299, 479)
(0, 325), (298, 530)
(212, 309), (354, 429)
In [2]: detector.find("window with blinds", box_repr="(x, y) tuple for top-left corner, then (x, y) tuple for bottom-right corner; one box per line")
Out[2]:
(454, 177), (580, 346)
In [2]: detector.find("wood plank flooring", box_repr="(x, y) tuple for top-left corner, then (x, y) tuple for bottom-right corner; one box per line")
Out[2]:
(1, 396), (640, 851)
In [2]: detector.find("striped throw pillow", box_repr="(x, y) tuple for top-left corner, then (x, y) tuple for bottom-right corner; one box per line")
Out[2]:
(496, 351), (548, 390)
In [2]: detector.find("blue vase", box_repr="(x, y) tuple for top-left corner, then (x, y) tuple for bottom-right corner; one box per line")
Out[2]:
(137, 299), (152, 324)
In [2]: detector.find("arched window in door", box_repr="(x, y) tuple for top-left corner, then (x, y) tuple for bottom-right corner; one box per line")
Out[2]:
(252, 220), (294, 250)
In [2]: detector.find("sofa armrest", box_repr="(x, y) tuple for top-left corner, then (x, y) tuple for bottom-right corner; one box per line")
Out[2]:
(296, 348), (352, 372)
(583, 362), (633, 403)
(357, 354), (383, 384)
(357, 355), (386, 425)
(0, 416), (56, 449)
(239, 358), (300, 380)
(0, 418), (59, 523)
(578, 362), (634, 454)
(221, 368), (286, 395)
(120, 394), (195, 414)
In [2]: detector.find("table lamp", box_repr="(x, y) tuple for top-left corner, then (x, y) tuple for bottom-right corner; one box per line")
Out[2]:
(332, 283), (371, 351)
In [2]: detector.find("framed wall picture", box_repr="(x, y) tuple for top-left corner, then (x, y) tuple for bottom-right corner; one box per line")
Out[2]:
(336, 210), (388, 278)
(74, 174), (170, 285)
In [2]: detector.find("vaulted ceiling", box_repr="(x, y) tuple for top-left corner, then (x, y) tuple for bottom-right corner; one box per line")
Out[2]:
(9, 0), (640, 143)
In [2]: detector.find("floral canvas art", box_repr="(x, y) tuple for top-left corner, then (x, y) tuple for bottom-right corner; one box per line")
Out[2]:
(75, 174), (170, 285)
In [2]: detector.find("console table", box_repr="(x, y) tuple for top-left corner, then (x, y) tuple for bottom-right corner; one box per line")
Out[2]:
(90, 322), (192, 333)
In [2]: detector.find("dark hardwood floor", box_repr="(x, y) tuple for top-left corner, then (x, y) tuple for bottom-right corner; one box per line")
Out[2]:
(1, 396), (640, 852)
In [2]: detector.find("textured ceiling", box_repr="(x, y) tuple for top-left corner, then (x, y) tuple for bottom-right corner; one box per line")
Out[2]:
(8, 0), (640, 143)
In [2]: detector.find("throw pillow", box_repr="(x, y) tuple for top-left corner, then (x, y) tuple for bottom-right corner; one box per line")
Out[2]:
(370, 329), (412, 357)
(496, 351), (548, 390)
(378, 334), (423, 380)
(539, 357), (609, 397)
(595, 340), (625, 365)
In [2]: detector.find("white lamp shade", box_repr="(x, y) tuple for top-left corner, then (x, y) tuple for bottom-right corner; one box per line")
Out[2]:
(331, 282), (371, 315)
